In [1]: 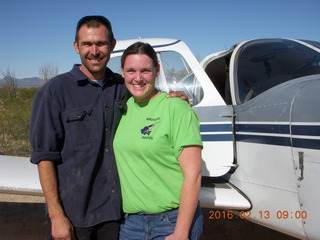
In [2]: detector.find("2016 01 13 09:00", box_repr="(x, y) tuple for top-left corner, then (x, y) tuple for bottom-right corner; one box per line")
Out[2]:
(208, 210), (308, 220)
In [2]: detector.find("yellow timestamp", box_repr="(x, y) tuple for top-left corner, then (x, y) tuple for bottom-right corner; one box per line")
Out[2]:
(208, 210), (308, 220)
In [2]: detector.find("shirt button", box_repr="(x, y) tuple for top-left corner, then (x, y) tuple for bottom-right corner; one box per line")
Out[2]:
(112, 189), (115, 193)
(105, 148), (109, 152)
(105, 128), (108, 132)
(107, 169), (112, 173)
(105, 107), (109, 111)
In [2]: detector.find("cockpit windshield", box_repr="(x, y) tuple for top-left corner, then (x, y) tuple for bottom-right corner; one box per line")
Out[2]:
(235, 39), (320, 103)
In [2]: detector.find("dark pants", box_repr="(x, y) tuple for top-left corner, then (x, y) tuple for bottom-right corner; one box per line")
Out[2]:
(46, 218), (120, 240)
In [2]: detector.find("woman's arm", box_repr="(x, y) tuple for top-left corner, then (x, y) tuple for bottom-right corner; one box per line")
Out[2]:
(166, 145), (202, 240)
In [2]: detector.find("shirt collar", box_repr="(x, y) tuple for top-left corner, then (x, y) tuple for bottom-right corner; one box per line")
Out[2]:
(71, 64), (117, 86)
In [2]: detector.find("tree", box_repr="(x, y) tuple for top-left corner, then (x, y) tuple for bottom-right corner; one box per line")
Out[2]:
(39, 62), (58, 83)
(2, 68), (17, 98)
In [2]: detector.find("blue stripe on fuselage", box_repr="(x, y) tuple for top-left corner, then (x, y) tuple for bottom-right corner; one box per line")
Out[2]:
(200, 123), (320, 150)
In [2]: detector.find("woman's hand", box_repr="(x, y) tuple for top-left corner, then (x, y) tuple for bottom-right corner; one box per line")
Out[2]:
(165, 233), (188, 240)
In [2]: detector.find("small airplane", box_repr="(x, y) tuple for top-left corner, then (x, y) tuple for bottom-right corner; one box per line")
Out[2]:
(1, 38), (319, 240)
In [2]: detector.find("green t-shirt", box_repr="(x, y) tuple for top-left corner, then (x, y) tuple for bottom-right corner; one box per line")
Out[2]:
(113, 92), (203, 214)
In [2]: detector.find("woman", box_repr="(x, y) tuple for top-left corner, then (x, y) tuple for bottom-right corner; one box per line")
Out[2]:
(113, 42), (203, 240)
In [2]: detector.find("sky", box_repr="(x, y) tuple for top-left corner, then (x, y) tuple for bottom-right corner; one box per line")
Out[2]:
(1, 0), (320, 78)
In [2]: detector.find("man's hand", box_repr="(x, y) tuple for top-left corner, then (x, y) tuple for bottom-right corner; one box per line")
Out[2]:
(51, 215), (75, 240)
(37, 160), (74, 239)
(166, 90), (190, 105)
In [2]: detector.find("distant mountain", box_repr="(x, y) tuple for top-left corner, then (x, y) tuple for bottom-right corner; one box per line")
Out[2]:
(0, 77), (43, 88)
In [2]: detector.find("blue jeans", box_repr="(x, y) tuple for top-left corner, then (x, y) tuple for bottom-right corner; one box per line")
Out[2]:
(119, 204), (203, 240)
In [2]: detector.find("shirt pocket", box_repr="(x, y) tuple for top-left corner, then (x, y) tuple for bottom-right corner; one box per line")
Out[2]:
(62, 106), (97, 146)
(64, 107), (93, 122)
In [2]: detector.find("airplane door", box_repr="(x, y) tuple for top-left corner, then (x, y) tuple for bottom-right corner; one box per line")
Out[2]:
(198, 48), (236, 177)
(194, 105), (235, 177)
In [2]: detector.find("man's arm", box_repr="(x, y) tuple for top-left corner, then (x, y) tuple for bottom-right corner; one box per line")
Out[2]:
(38, 160), (74, 240)
(166, 145), (202, 240)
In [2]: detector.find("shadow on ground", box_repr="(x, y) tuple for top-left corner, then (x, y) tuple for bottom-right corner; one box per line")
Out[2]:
(0, 202), (299, 240)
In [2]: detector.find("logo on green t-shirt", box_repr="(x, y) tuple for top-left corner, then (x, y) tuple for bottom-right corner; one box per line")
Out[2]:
(140, 122), (158, 135)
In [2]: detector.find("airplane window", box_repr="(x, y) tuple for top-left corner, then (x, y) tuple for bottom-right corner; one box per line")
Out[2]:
(108, 56), (122, 74)
(235, 40), (320, 103)
(108, 52), (204, 106)
(159, 51), (204, 106)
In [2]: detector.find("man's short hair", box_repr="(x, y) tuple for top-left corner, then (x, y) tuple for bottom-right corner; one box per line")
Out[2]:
(75, 15), (114, 42)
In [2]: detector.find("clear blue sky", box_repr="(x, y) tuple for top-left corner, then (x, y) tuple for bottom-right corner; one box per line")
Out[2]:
(1, 0), (319, 78)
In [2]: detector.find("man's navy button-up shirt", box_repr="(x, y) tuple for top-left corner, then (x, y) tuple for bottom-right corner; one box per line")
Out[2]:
(30, 64), (129, 227)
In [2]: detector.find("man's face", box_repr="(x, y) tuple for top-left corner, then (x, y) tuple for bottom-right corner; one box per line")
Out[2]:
(74, 25), (116, 80)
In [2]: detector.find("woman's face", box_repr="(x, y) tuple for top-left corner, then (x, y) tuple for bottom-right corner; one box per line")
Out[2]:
(122, 53), (160, 103)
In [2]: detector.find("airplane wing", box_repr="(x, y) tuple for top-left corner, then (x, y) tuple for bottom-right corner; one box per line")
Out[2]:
(0, 155), (251, 210)
(0, 155), (42, 195)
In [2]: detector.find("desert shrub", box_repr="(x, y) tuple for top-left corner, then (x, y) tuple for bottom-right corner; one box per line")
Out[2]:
(0, 88), (39, 156)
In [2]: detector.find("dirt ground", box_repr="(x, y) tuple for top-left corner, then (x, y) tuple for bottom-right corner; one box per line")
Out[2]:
(0, 193), (299, 240)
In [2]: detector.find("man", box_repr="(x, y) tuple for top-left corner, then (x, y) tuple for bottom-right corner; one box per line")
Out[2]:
(30, 16), (186, 240)
(30, 16), (126, 240)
